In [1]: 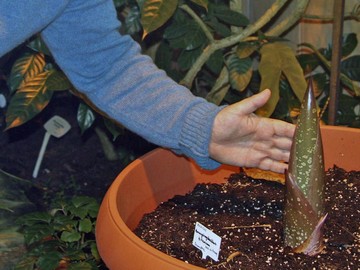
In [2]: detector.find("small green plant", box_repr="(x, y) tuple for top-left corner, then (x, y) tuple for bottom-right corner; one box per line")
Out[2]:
(284, 78), (327, 256)
(15, 196), (104, 270)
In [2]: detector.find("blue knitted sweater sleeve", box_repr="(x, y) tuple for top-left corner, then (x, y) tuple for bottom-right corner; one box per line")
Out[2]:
(0, 0), (222, 170)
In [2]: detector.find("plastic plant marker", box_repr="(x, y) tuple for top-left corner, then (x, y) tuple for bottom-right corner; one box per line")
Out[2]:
(192, 222), (222, 261)
(32, 115), (71, 178)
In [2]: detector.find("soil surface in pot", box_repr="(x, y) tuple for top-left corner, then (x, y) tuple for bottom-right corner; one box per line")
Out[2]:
(135, 167), (359, 269)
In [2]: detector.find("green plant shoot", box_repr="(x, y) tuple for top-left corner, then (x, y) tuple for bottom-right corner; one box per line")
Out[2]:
(284, 78), (327, 256)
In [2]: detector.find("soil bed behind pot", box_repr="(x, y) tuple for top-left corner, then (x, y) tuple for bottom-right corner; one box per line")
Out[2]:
(134, 167), (359, 269)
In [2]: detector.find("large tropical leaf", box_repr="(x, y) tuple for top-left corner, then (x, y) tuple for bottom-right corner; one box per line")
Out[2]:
(46, 70), (72, 91)
(178, 48), (202, 70)
(299, 42), (360, 96)
(236, 42), (258, 58)
(341, 33), (358, 58)
(341, 55), (360, 81)
(227, 54), (253, 92)
(8, 53), (45, 93)
(6, 71), (54, 129)
(210, 4), (249, 27)
(257, 42), (307, 117)
(165, 20), (207, 50)
(141, 0), (178, 38)
(297, 53), (320, 74)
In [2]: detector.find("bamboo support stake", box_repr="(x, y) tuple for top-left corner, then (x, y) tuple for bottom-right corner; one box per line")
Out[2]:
(328, 0), (345, 125)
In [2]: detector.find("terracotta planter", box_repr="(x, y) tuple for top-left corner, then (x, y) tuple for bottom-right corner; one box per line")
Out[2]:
(96, 126), (360, 270)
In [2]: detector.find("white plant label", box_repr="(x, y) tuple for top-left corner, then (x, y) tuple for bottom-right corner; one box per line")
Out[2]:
(192, 222), (221, 261)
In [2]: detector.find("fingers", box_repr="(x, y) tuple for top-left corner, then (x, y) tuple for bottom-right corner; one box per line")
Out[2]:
(232, 89), (271, 116)
(274, 120), (295, 138)
(273, 134), (293, 151)
(259, 158), (289, 174)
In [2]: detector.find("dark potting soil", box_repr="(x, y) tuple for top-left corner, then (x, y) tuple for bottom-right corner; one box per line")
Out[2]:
(134, 167), (360, 269)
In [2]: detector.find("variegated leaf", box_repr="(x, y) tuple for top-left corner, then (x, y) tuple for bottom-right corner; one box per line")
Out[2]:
(141, 0), (178, 38)
(8, 53), (45, 93)
(6, 71), (53, 129)
(227, 54), (253, 92)
(236, 42), (258, 59)
(77, 102), (96, 134)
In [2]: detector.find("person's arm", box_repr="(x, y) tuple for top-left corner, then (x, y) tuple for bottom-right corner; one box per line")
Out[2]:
(1, 1), (295, 173)
(0, 1), (69, 56)
(39, 0), (222, 169)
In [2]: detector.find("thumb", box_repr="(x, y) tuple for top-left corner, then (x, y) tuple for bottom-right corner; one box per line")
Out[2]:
(234, 89), (271, 115)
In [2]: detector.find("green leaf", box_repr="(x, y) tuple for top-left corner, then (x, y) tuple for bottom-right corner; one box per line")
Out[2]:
(27, 36), (51, 56)
(211, 4), (249, 27)
(69, 196), (99, 219)
(311, 73), (327, 97)
(342, 33), (358, 57)
(52, 215), (78, 232)
(90, 242), (101, 261)
(21, 224), (54, 245)
(166, 21), (207, 50)
(205, 49), (224, 74)
(300, 42), (360, 96)
(236, 42), (258, 58)
(284, 79), (326, 255)
(77, 103), (96, 134)
(141, 0), (178, 38)
(206, 17), (231, 38)
(8, 53), (45, 93)
(124, 6), (142, 35)
(178, 47), (202, 70)
(6, 71), (54, 129)
(16, 212), (52, 227)
(163, 19), (189, 40)
(257, 42), (307, 117)
(297, 53), (320, 74)
(227, 55), (253, 92)
(46, 70), (72, 91)
(78, 218), (92, 233)
(37, 251), (62, 270)
(341, 55), (360, 81)
(61, 230), (81, 243)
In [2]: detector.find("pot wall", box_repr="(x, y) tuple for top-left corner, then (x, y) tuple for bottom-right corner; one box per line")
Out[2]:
(96, 126), (360, 270)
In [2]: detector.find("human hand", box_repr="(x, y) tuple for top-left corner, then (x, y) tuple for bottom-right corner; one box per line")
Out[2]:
(209, 89), (295, 174)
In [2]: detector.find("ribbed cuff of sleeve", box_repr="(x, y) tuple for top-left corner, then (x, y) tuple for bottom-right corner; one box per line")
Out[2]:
(178, 100), (226, 170)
